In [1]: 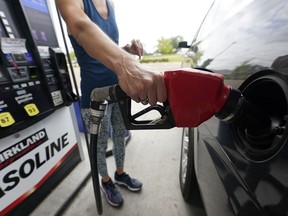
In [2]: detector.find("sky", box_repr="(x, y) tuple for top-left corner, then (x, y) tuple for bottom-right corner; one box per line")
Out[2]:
(114, 0), (214, 52)
(49, 0), (214, 53)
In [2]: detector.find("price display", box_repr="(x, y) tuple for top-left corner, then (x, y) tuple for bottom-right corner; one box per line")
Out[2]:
(0, 112), (15, 127)
(24, 103), (39, 116)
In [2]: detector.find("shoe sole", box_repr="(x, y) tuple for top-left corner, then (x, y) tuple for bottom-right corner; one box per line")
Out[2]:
(101, 186), (124, 207)
(114, 180), (142, 192)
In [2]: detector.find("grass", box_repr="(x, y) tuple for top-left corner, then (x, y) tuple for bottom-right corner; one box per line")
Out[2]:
(140, 54), (183, 63)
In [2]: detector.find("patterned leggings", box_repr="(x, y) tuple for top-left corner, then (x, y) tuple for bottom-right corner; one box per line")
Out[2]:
(81, 103), (126, 177)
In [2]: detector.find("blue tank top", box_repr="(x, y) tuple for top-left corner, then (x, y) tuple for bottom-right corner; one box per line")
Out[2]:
(69, 0), (119, 108)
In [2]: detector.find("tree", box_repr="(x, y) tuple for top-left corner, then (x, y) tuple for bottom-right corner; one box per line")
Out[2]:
(156, 35), (184, 54)
(157, 37), (173, 54)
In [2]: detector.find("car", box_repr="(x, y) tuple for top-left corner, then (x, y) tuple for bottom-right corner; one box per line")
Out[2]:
(178, 0), (288, 215)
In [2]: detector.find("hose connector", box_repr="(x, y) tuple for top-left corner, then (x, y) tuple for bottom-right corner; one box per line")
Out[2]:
(89, 100), (107, 135)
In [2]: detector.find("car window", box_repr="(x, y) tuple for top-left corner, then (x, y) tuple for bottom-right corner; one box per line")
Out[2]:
(197, 0), (254, 40)
(194, 0), (288, 75)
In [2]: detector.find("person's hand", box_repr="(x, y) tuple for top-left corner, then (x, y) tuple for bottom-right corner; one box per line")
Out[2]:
(117, 56), (167, 106)
(123, 39), (144, 59)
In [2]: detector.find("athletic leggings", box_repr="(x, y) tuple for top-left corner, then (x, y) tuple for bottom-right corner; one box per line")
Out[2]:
(81, 103), (126, 177)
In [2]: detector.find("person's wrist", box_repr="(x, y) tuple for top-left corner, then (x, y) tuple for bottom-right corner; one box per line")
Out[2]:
(114, 53), (137, 76)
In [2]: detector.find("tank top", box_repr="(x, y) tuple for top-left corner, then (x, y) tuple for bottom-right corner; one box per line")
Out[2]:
(69, 0), (119, 108)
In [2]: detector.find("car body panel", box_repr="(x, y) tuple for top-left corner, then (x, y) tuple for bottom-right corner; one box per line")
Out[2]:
(187, 0), (288, 215)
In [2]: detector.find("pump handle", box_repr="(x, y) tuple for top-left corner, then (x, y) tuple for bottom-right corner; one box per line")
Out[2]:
(91, 85), (175, 129)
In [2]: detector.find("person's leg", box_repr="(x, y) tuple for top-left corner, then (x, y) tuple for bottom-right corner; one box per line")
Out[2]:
(80, 108), (90, 135)
(82, 105), (124, 206)
(97, 104), (111, 182)
(110, 103), (126, 173)
(111, 103), (142, 191)
(81, 107), (111, 180)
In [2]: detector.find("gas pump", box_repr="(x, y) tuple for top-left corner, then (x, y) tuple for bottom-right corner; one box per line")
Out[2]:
(0, 1), (54, 138)
(13, 0), (77, 108)
(0, 0), (82, 215)
(48, 47), (77, 106)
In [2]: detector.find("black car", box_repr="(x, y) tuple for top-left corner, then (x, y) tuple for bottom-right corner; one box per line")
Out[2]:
(178, 0), (288, 215)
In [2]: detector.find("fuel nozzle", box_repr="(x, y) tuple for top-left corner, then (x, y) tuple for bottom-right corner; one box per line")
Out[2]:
(90, 68), (273, 144)
(165, 68), (273, 144)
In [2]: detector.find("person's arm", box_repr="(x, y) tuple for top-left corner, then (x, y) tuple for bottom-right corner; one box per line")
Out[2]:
(55, 0), (166, 105)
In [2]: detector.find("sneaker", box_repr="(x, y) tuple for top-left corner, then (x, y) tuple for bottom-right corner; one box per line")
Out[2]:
(101, 179), (124, 207)
(114, 172), (142, 192)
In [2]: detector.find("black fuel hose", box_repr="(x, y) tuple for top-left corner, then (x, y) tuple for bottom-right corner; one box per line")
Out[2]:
(89, 100), (108, 215)
(89, 133), (103, 215)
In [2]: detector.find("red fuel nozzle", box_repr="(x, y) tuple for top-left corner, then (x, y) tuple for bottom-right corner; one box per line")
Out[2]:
(164, 68), (234, 127)
(96, 68), (243, 129)
(92, 68), (271, 133)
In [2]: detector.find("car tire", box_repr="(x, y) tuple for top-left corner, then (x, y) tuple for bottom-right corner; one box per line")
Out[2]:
(179, 127), (203, 208)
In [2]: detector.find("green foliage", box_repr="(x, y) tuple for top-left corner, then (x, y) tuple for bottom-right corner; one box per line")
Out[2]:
(69, 50), (76, 61)
(156, 35), (184, 54)
(157, 37), (173, 54)
(140, 54), (183, 63)
(140, 58), (169, 63)
(233, 60), (252, 73)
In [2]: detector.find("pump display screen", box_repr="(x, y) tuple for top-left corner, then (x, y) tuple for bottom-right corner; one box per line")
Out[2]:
(20, 0), (58, 48)
(7, 66), (29, 82)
